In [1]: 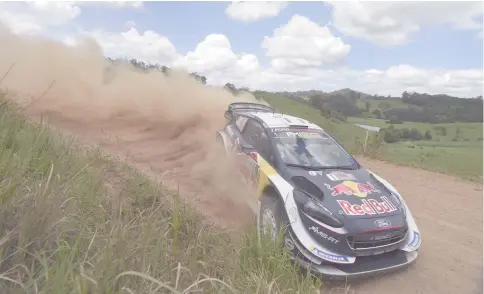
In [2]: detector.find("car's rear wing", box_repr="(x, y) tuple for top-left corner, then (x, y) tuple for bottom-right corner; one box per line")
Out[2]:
(224, 102), (275, 121)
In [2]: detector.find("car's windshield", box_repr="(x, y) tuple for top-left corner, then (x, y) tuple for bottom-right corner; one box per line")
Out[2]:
(271, 128), (358, 169)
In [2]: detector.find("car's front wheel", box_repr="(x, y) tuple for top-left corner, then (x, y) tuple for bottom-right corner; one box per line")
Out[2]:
(259, 192), (285, 242)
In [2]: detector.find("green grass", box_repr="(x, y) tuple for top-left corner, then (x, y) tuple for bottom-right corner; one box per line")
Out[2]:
(355, 98), (412, 112)
(347, 117), (483, 142)
(0, 94), (323, 293)
(256, 92), (483, 181)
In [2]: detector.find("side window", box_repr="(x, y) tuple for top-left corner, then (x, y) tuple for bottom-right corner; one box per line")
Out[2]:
(242, 119), (272, 159)
(235, 116), (248, 132)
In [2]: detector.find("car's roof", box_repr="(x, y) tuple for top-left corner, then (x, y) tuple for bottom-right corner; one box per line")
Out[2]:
(246, 111), (323, 130)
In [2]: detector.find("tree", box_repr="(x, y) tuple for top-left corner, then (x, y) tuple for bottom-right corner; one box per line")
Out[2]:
(409, 128), (424, 141)
(382, 126), (401, 143)
(424, 130), (432, 140)
(310, 95), (324, 110)
(365, 102), (370, 112)
(402, 91), (410, 100)
(190, 72), (207, 84)
(224, 83), (237, 94)
(372, 109), (382, 119)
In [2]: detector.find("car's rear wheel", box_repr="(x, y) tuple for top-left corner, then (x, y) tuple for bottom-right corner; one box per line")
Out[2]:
(215, 133), (227, 154)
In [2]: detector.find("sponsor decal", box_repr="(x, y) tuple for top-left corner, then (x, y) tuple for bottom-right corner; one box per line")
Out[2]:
(271, 127), (325, 133)
(337, 196), (397, 216)
(326, 171), (356, 181)
(374, 219), (392, 228)
(310, 246), (349, 262)
(325, 180), (379, 198)
(309, 170), (323, 176)
(285, 131), (325, 139)
(272, 128), (291, 132)
(308, 226), (340, 244)
(408, 231), (420, 249)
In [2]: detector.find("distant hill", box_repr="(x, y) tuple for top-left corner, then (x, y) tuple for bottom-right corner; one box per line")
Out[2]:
(326, 88), (374, 100)
(264, 88), (483, 124)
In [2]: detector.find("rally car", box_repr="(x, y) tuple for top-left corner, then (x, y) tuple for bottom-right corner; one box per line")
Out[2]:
(215, 102), (421, 280)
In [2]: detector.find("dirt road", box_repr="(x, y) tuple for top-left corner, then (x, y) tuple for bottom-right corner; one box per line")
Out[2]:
(328, 157), (483, 294)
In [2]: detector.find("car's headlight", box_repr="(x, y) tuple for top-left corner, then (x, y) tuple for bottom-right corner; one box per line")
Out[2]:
(293, 189), (343, 228)
(389, 192), (407, 218)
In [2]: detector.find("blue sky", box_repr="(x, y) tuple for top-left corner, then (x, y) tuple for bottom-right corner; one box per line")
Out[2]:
(0, 1), (483, 97)
(75, 1), (483, 69)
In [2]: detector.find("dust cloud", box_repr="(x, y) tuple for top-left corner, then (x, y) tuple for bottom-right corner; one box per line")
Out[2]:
(0, 30), (261, 230)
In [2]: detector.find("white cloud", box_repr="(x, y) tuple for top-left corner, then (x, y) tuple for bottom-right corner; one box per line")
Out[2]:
(174, 34), (261, 85)
(64, 28), (260, 86)
(0, 1), (143, 36)
(225, 1), (288, 22)
(348, 66), (483, 97)
(0, 1), (81, 35)
(327, 1), (484, 46)
(82, 26), (180, 66)
(262, 15), (351, 72)
(124, 20), (136, 29)
(77, 1), (144, 9)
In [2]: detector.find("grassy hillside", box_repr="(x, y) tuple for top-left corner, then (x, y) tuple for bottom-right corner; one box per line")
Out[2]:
(0, 94), (322, 293)
(355, 98), (411, 112)
(278, 88), (483, 124)
(255, 92), (483, 181)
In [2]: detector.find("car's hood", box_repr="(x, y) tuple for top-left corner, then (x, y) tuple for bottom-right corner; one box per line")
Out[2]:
(284, 166), (405, 221)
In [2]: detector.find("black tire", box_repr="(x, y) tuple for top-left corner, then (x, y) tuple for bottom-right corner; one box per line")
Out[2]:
(215, 133), (224, 145)
(259, 191), (287, 242)
(215, 133), (226, 154)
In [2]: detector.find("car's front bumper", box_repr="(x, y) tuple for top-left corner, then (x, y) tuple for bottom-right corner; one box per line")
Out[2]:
(292, 249), (418, 280)
(284, 227), (419, 281)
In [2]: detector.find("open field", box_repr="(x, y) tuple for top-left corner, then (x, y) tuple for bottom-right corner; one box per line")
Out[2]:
(257, 92), (483, 181)
(348, 117), (483, 181)
(347, 117), (483, 142)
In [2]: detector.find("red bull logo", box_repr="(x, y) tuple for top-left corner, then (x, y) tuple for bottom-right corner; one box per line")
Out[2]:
(338, 196), (397, 216)
(325, 180), (379, 198)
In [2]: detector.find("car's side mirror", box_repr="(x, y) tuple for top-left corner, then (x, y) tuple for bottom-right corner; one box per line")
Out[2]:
(239, 142), (254, 153)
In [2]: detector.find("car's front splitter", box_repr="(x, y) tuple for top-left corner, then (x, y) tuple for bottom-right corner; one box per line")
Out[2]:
(283, 227), (418, 281)
(293, 248), (418, 280)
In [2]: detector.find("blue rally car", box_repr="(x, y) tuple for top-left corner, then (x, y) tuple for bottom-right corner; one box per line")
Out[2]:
(215, 102), (421, 280)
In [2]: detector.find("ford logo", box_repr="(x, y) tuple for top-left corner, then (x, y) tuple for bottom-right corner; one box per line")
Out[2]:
(374, 219), (391, 228)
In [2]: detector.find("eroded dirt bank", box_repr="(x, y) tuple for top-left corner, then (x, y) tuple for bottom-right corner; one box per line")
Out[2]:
(0, 32), (260, 230)
(1, 30), (482, 294)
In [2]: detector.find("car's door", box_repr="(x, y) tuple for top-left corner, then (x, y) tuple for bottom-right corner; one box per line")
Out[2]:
(237, 118), (273, 189)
